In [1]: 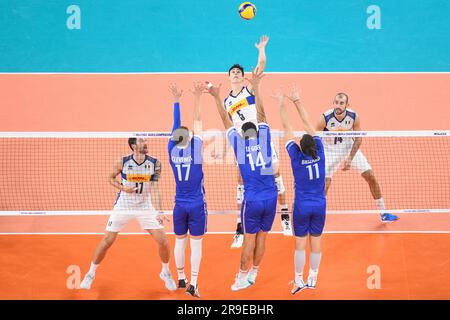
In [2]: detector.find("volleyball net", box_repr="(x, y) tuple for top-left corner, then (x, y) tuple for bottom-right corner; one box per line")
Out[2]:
(1, 130), (449, 218)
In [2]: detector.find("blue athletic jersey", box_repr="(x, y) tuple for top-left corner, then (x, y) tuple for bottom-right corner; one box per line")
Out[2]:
(286, 136), (326, 200)
(227, 123), (277, 201)
(168, 135), (205, 203)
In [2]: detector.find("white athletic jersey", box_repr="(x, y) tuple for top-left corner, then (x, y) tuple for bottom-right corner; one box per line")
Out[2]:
(114, 154), (161, 207)
(224, 86), (257, 131)
(322, 108), (357, 146)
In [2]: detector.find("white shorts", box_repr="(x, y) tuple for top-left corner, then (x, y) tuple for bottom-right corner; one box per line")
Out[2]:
(324, 145), (372, 178)
(106, 199), (163, 232)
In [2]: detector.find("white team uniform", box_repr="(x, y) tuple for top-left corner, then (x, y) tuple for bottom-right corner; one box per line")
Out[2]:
(106, 154), (163, 232)
(322, 108), (371, 177)
(224, 86), (279, 163)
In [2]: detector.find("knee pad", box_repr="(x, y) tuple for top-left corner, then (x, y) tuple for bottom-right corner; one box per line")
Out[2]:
(275, 176), (285, 195)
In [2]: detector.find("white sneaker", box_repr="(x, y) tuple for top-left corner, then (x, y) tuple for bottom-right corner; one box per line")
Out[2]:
(160, 271), (177, 291)
(281, 217), (293, 236)
(290, 279), (307, 295)
(79, 273), (95, 290)
(247, 269), (257, 285)
(307, 270), (318, 289)
(230, 233), (244, 249)
(231, 274), (252, 291)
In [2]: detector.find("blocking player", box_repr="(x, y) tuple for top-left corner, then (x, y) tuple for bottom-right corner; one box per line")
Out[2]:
(209, 68), (278, 291)
(273, 85), (326, 294)
(79, 138), (176, 291)
(214, 35), (292, 249)
(317, 93), (398, 222)
(168, 82), (208, 298)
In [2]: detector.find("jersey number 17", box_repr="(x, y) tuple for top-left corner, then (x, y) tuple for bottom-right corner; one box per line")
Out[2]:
(175, 164), (191, 181)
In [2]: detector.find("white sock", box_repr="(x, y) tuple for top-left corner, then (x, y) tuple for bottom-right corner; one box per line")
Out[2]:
(251, 265), (259, 274)
(309, 252), (322, 272)
(88, 262), (99, 275)
(190, 238), (203, 287)
(375, 198), (385, 211)
(174, 237), (187, 280)
(294, 250), (305, 282)
(161, 262), (170, 274)
(281, 204), (288, 211)
(238, 268), (248, 279)
(236, 217), (241, 224)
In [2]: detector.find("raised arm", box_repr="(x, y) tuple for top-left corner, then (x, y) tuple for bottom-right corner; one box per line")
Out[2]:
(286, 84), (316, 136)
(272, 89), (294, 141)
(190, 82), (207, 136)
(248, 35), (269, 93)
(245, 68), (266, 123)
(169, 84), (183, 133)
(206, 82), (233, 129)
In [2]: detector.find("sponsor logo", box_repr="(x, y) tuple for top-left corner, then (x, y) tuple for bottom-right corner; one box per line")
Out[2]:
(434, 132), (447, 136)
(229, 99), (248, 115)
(126, 174), (150, 182)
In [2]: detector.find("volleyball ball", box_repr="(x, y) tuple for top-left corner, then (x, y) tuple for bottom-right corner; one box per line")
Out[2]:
(239, 2), (256, 20)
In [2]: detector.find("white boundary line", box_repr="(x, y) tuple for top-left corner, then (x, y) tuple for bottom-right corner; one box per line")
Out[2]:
(1, 208), (449, 216)
(1, 231), (450, 235)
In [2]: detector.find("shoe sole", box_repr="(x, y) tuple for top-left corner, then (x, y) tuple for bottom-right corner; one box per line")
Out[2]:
(231, 284), (252, 291)
(291, 286), (307, 295)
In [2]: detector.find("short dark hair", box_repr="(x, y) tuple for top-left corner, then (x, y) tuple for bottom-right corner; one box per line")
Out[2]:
(128, 138), (137, 151)
(335, 92), (349, 104)
(228, 64), (244, 76)
(300, 134), (318, 159)
(241, 122), (257, 139)
(171, 126), (190, 145)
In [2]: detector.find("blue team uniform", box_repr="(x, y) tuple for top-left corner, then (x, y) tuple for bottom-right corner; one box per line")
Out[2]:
(168, 102), (207, 236)
(286, 136), (326, 237)
(227, 123), (278, 234)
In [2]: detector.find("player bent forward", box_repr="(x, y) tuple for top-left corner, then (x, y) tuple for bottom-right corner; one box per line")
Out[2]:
(79, 138), (176, 291)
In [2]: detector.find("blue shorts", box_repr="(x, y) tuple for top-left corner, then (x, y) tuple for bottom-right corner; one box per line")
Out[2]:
(241, 196), (277, 234)
(293, 199), (326, 237)
(173, 201), (208, 236)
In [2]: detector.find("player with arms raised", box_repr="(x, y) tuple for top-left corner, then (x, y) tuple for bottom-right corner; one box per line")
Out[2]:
(209, 68), (278, 291)
(274, 85), (326, 294)
(168, 82), (208, 298)
(209, 35), (291, 249)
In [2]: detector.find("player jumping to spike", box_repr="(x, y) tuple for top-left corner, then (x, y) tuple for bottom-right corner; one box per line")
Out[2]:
(209, 35), (292, 250)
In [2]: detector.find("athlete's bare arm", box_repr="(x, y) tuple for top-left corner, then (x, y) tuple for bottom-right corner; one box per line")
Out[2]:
(248, 35), (269, 93)
(343, 116), (362, 171)
(287, 84), (316, 136)
(206, 83), (233, 129)
(191, 82), (206, 136)
(109, 159), (137, 193)
(245, 68), (266, 123)
(272, 89), (294, 140)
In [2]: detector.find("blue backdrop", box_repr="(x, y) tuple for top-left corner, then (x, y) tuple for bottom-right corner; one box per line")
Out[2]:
(1, 0), (449, 72)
